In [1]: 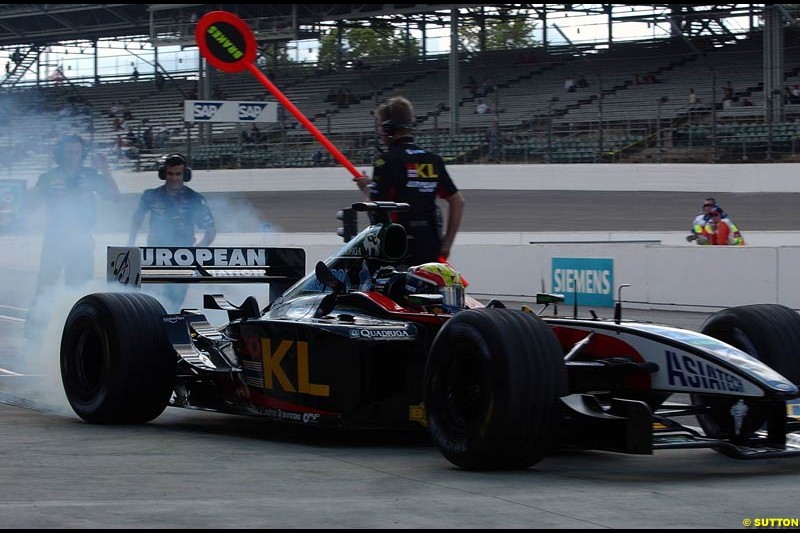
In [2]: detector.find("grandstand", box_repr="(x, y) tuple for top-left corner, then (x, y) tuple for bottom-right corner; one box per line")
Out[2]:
(0, 4), (799, 175)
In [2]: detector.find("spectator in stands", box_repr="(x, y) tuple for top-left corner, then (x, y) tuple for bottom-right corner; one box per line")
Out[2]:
(155, 72), (165, 91)
(576, 73), (589, 88)
(49, 66), (65, 86)
(688, 88), (697, 106)
(250, 124), (263, 143)
(464, 75), (478, 98)
(742, 97), (754, 107)
(355, 96), (465, 265)
(25, 135), (119, 335)
(564, 76), (576, 93)
(475, 99), (489, 114)
(141, 121), (154, 150)
(723, 81), (733, 101)
(109, 101), (122, 117)
(723, 96), (733, 110)
(326, 87), (337, 103)
(486, 121), (502, 161)
(131, 66), (139, 82)
(477, 76), (493, 97)
(156, 121), (170, 148)
(128, 153), (216, 311)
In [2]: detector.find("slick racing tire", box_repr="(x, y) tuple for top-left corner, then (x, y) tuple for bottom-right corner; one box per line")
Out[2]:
(61, 292), (175, 424)
(424, 308), (567, 470)
(691, 303), (800, 442)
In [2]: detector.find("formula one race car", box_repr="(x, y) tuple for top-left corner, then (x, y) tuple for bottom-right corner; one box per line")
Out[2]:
(60, 202), (800, 470)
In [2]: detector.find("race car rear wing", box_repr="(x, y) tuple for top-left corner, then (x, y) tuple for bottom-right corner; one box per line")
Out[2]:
(107, 246), (306, 301)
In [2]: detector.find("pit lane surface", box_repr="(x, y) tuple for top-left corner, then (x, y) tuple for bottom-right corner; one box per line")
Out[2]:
(1, 189), (799, 528)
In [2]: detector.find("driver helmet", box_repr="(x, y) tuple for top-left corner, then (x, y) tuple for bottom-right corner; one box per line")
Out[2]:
(406, 262), (466, 311)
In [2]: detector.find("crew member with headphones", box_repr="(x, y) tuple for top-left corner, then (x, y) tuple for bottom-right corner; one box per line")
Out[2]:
(128, 153), (216, 310)
(355, 95), (465, 265)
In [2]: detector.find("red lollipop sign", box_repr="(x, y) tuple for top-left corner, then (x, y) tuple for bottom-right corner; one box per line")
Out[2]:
(195, 11), (364, 180)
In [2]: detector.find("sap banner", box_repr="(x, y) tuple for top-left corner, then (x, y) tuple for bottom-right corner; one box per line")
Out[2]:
(184, 100), (278, 123)
(552, 257), (614, 307)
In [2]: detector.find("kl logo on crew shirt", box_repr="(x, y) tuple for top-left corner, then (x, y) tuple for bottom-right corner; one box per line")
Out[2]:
(406, 163), (438, 179)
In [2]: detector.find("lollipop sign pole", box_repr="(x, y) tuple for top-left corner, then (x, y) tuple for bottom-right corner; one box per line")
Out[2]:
(195, 11), (363, 180)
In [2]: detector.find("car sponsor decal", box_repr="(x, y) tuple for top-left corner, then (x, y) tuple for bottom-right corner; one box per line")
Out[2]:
(650, 348), (764, 396)
(349, 328), (413, 340)
(408, 402), (427, 427)
(109, 248), (139, 286)
(627, 323), (796, 392)
(665, 349), (745, 393)
(140, 247), (267, 267)
(239, 336), (330, 397)
(551, 322), (787, 396)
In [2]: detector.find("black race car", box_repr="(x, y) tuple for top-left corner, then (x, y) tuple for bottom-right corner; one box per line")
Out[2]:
(60, 202), (800, 470)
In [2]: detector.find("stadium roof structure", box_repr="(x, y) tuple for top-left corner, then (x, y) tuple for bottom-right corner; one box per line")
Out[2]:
(0, 4), (792, 49)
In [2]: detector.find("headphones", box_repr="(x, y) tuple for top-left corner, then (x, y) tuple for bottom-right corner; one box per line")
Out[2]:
(54, 135), (88, 165)
(381, 119), (414, 136)
(158, 153), (192, 182)
(380, 104), (414, 136)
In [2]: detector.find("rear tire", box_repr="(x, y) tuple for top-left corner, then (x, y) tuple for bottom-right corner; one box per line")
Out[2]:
(424, 308), (567, 470)
(692, 304), (800, 440)
(60, 292), (175, 424)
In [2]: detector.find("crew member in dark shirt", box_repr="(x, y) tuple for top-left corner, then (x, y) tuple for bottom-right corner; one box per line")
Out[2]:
(355, 96), (465, 264)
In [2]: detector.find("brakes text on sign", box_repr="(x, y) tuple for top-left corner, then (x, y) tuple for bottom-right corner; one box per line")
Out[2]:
(552, 257), (614, 307)
(206, 25), (244, 60)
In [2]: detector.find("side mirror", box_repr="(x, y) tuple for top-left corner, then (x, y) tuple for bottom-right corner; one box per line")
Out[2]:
(336, 208), (357, 243)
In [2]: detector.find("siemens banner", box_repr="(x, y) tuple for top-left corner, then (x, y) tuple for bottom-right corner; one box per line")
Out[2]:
(184, 100), (278, 122)
(552, 257), (614, 307)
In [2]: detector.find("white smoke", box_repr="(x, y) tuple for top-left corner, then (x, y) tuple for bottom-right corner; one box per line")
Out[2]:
(1, 171), (289, 417)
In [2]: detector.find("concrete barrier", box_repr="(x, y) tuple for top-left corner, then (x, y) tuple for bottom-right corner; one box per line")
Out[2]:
(3, 232), (796, 312)
(7, 161), (799, 312)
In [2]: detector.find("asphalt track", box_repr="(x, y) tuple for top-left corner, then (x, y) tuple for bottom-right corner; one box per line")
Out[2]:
(1, 189), (799, 528)
(44, 190), (800, 233)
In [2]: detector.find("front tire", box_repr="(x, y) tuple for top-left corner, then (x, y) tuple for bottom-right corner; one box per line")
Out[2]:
(692, 304), (800, 441)
(60, 292), (175, 424)
(424, 308), (567, 470)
